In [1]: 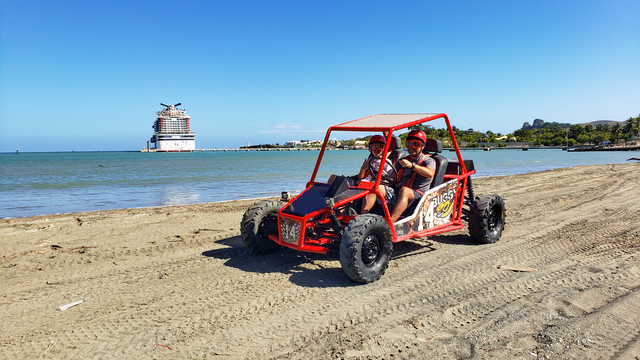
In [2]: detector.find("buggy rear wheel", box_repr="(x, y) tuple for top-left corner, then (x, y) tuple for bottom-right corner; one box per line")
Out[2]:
(469, 194), (506, 244)
(340, 214), (393, 283)
(240, 200), (282, 254)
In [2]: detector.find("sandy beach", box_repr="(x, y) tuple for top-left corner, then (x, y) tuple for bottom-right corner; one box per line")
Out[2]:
(1, 163), (639, 359)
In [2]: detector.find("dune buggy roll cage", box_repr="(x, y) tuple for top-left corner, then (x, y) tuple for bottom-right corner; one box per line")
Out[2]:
(271, 113), (475, 252)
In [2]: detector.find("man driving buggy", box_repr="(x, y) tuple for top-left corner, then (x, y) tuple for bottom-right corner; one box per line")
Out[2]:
(390, 130), (436, 223)
(359, 135), (397, 215)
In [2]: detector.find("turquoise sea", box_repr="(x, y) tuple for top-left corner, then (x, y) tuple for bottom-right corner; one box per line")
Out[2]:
(0, 149), (635, 218)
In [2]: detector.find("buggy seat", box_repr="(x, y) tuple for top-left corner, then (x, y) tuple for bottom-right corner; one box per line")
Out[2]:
(388, 135), (406, 166)
(423, 139), (448, 189)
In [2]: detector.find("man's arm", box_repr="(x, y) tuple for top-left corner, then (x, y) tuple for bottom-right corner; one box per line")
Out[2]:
(412, 157), (435, 178)
(412, 163), (435, 178)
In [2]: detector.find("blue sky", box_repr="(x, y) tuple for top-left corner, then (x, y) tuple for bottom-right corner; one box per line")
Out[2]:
(1, 0), (638, 151)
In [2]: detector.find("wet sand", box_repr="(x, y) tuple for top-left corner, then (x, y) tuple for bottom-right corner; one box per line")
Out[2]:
(1, 163), (639, 359)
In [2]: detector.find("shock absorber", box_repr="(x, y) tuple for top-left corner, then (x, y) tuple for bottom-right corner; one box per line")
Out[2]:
(324, 198), (344, 235)
(466, 177), (475, 203)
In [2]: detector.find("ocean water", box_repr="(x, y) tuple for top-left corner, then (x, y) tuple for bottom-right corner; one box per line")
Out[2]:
(0, 149), (634, 218)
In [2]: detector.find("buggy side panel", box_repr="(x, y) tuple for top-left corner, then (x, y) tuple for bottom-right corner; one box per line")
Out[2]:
(394, 179), (459, 239)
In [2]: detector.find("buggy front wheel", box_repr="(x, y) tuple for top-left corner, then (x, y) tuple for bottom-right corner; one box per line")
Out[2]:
(240, 200), (282, 254)
(340, 214), (393, 283)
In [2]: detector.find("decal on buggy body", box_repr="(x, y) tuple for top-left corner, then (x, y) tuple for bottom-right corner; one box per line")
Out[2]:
(394, 179), (458, 236)
(425, 180), (457, 226)
(280, 218), (301, 245)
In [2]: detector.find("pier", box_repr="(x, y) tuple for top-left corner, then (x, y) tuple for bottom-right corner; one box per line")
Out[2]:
(142, 144), (639, 153)
(199, 148), (323, 152)
(142, 147), (325, 152)
(568, 144), (640, 152)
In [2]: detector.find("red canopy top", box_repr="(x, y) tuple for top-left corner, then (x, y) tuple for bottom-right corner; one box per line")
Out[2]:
(331, 113), (442, 131)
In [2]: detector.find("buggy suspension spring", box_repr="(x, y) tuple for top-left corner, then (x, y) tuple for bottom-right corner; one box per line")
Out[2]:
(466, 177), (475, 201)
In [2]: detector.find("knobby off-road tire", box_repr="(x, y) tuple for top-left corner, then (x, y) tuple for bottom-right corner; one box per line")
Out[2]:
(340, 214), (393, 283)
(468, 194), (506, 244)
(240, 200), (282, 254)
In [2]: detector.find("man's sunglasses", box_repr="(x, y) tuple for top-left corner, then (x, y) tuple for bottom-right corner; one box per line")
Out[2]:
(406, 141), (423, 148)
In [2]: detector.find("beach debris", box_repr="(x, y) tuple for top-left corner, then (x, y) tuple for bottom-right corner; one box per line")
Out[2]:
(157, 344), (173, 350)
(169, 235), (185, 242)
(50, 245), (96, 253)
(58, 299), (84, 311)
(499, 265), (537, 272)
(41, 340), (54, 358)
(195, 228), (222, 233)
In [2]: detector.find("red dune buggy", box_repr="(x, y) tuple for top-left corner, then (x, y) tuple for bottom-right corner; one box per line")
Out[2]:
(241, 114), (505, 283)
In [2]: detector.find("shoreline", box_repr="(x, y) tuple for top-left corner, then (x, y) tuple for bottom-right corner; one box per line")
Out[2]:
(2, 162), (635, 221)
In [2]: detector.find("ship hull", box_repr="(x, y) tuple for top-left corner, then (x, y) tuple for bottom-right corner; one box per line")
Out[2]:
(153, 134), (196, 152)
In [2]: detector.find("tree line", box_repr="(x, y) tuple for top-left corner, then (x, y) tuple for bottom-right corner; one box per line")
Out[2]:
(512, 115), (640, 146)
(407, 114), (640, 147)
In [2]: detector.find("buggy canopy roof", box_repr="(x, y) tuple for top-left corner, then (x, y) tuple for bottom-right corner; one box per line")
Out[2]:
(332, 113), (442, 132)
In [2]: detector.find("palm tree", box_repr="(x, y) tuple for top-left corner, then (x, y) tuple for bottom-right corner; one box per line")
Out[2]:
(611, 123), (622, 143)
(625, 115), (640, 137)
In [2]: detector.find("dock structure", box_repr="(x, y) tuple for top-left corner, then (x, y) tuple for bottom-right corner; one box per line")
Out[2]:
(142, 147), (325, 153)
(198, 148), (323, 152)
(568, 144), (640, 152)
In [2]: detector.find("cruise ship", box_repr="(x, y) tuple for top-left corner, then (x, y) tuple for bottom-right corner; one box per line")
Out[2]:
(149, 103), (196, 152)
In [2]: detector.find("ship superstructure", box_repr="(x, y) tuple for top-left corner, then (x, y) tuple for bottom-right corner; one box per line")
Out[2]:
(150, 103), (196, 151)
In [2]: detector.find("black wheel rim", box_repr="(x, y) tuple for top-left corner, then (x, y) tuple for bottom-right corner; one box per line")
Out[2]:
(259, 214), (278, 237)
(362, 232), (381, 266)
(488, 205), (501, 232)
